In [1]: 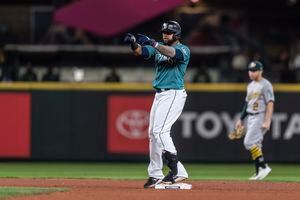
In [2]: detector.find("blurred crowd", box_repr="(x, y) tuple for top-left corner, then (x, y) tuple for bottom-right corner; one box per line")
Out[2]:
(0, 1), (300, 83)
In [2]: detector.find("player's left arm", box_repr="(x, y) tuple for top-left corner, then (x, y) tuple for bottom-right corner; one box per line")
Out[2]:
(136, 34), (186, 61)
(262, 101), (274, 131)
(155, 44), (176, 58)
(262, 83), (275, 131)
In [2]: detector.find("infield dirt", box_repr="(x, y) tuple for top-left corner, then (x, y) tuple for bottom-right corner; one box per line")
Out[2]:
(1, 178), (300, 200)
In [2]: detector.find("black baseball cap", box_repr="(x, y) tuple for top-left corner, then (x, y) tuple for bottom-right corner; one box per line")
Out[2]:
(248, 61), (263, 71)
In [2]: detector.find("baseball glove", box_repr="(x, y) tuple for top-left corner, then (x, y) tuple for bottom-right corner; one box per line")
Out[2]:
(228, 126), (246, 140)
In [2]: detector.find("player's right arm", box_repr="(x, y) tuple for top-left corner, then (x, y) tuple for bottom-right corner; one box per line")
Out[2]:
(132, 44), (142, 56)
(124, 33), (155, 58)
(135, 33), (189, 62)
(123, 33), (142, 56)
(235, 102), (248, 129)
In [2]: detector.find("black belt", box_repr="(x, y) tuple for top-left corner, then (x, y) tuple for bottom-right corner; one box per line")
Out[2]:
(155, 88), (171, 93)
(248, 112), (261, 116)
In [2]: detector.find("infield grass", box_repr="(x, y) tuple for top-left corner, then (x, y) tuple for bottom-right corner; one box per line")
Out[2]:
(0, 162), (299, 182)
(0, 187), (66, 199)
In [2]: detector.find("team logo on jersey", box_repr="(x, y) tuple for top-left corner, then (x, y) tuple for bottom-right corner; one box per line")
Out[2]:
(157, 53), (175, 65)
(157, 53), (169, 62)
(116, 110), (149, 139)
(248, 92), (261, 100)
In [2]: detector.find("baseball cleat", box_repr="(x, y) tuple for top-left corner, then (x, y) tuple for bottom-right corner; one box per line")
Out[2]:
(256, 165), (272, 180)
(162, 172), (187, 184)
(174, 176), (188, 183)
(162, 172), (175, 184)
(249, 165), (271, 180)
(143, 177), (162, 188)
(249, 173), (258, 180)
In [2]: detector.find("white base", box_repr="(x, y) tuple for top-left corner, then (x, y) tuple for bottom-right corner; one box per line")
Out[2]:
(155, 183), (192, 190)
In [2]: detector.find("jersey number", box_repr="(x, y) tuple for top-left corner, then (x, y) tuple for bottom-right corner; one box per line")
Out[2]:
(253, 102), (259, 111)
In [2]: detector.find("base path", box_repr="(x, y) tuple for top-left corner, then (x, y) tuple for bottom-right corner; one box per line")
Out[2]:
(1, 178), (300, 200)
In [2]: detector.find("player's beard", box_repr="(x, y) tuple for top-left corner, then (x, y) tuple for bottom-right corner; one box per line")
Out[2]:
(165, 39), (178, 46)
(163, 36), (177, 46)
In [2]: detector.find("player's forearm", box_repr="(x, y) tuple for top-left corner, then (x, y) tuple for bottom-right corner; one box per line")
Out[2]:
(240, 102), (248, 120)
(264, 101), (274, 125)
(133, 45), (142, 56)
(131, 43), (142, 56)
(155, 44), (176, 58)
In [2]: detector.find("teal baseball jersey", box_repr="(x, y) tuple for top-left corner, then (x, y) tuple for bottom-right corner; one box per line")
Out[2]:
(144, 43), (190, 89)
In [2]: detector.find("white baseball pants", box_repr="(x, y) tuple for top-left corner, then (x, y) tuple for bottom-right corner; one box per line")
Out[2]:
(147, 89), (188, 179)
(244, 113), (266, 150)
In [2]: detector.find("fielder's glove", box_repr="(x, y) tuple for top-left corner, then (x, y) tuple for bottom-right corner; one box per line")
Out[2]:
(123, 33), (136, 44)
(137, 34), (158, 47)
(228, 126), (246, 140)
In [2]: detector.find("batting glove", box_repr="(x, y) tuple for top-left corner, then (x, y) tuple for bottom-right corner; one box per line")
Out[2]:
(137, 34), (158, 48)
(123, 33), (136, 44)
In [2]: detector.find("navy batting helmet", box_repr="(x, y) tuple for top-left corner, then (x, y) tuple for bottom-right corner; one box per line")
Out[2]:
(161, 20), (181, 39)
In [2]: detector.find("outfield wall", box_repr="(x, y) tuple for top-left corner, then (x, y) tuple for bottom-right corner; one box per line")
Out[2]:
(0, 83), (300, 162)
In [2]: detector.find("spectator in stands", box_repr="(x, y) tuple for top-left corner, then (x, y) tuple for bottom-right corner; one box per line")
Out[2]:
(21, 63), (38, 81)
(71, 28), (92, 45)
(231, 50), (249, 82)
(72, 67), (85, 82)
(290, 38), (300, 83)
(0, 46), (5, 65)
(41, 23), (92, 45)
(41, 23), (73, 44)
(42, 65), (60, 82)
(250, 52), (270, 72)
(192, 66), (211, 83)
(0, 53), (19, 82)
(277, 49), (297, 83)
(232, 50), (249, 70)
(185, 11), (223, 46)
(293, 53), (300, 70)
(105, 66), (121, 82)
(0, 21), (16, 44)
(1, 66), (19, 82)
(177, 0), (205, 37)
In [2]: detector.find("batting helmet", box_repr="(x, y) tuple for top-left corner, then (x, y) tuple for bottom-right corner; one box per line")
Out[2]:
(161, 20), (181, 39)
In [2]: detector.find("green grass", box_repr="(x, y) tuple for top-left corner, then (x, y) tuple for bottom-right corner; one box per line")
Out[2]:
(0, 163), (299, 199)
(0, 162), (299, 182)
(0, 187), (66, 199)
(188, 163), (300, 182)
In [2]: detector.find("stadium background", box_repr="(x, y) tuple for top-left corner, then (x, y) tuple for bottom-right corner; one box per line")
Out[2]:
(0, 0), (299, 162)
(1, 0), (300, 199)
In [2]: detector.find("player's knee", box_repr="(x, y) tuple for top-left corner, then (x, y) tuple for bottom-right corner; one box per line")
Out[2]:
(152, 132), (162, 143)
(148, 134), (154, 142)
(152, 131), (159, 137)
(243, 138), (253, 150)
(148, 130), (154, 138)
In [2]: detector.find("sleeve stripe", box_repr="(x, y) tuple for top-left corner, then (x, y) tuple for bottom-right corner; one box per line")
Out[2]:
(174, 48), (184, 61)
(141, 46), (150, 59)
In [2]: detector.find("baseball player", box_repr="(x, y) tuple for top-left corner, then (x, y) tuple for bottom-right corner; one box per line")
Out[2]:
(124, 20), (190, 188)
(235, 61), (274, 180)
